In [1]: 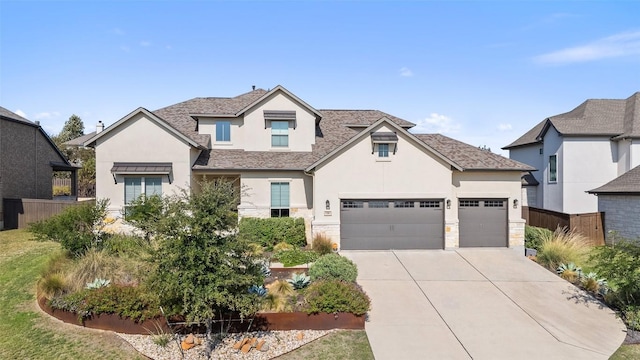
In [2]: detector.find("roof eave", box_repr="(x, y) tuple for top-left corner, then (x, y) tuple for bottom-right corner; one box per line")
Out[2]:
(235, 85), (323, 120)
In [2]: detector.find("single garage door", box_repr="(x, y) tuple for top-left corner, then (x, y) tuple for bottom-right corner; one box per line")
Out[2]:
(340, 199), (444, 250)
(458, 199), (507, 247)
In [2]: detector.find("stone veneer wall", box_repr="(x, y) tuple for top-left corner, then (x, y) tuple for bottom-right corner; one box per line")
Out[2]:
(509, 219), (526, 253)
(444, 221), (459, 249)
(598, 195), (640, 241)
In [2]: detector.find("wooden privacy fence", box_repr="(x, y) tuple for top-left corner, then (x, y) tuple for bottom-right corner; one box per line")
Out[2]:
(2, 198), (94, 230)
(52, 178), (72, 188)
(522, 206), (605, 246)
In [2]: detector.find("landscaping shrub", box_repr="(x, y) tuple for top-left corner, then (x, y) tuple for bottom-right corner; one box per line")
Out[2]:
(124, 194), (165, 240)
(273, 248), (319, 267)
(589, 239), (640, 307)
(525, 225), (552, 251)
(30, 199), (109, 256)
(536, 227), (589, 271)
(38, 272), (67, 299)
(309, 254), (358, 283)
(50, 285), (160, 322)
(53, 185), (71, 196)
(65, 248), (150, 292)
(239, 217), (306, 249)
(312, 233), (334, 255)
(304, 280), (370, 316)
(273, 241), (294, 252)
(102, 234), (148, 257)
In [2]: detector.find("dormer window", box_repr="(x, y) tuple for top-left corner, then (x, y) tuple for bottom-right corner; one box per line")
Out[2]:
(371, 132), (398, 157)
(271, 121), (289, 147)
(378, 143), (389, 157)
(215, 121), (231, 142)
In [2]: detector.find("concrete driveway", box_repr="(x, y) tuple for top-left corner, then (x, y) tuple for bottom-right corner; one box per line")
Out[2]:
(341, 249), (627, 360)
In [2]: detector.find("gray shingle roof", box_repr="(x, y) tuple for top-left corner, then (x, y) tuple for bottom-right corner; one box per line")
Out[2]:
(0, 106), (34, 125)
(415, 134), (534, 171)
(588, 165), (640, 194)
(63, 131), (96, 146)
(504, 92), (640, 149)
(153, 89), (268, 147)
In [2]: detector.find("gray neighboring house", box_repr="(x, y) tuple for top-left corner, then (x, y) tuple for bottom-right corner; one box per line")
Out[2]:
(504, 92), (640, 214)
(0, 107), (77, 229)
(588, 165), (640, 241)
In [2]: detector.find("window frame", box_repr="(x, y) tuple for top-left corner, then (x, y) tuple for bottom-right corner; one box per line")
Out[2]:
(270, 182), (290, 217)
(124, 176), (163, 216)
(548, 154), (558, 183)
(271, 120), (289, 148)
(215, 121), (231, 142)
(378, 143), (390, 158)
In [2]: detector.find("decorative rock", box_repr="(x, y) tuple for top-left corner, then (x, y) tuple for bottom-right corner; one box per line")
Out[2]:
(296, 332), (304, 340)
(257, 340), (269, 352)
(185, 334), (195, 344)
(181, 340), (195, 351)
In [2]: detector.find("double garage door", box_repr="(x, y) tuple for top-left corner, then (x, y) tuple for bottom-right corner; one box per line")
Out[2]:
(340, 199), (444, 250)
(340, 198), (507, 250)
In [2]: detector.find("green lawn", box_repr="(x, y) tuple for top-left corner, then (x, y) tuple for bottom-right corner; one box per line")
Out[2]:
(0, 229), (144, 360)
(611, 344), (640, 359)
(276, 329), (374, 360)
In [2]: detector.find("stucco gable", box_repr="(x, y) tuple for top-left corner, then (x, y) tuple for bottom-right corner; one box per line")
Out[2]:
(236, 85), (323, 121)
(84, 107), (205, 150)
(305, 117), (462, 172)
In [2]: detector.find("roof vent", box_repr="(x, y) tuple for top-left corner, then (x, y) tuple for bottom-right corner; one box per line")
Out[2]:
(252, 85), (256, 90)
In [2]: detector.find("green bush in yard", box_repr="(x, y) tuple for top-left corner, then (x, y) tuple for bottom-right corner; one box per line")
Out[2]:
(309, 254), (358, 283)
(239, 217), (306, 248)
(304, 280), (370, 316)
(589, 239), (640, 307)
(525, 225), (553, 251)
(29, 199), (108, 257)
(273, 248), (319, 267)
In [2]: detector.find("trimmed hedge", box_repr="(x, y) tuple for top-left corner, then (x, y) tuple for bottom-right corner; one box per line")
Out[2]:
(239, 217), (306, 248)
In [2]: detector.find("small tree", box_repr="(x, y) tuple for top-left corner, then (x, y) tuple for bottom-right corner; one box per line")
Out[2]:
(30, 199), (109, 256)
(148, 179), (264, 354)
(58, 114), (85, 143)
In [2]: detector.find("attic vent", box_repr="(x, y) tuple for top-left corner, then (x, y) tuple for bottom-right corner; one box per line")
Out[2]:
(264, 110), (297, 129)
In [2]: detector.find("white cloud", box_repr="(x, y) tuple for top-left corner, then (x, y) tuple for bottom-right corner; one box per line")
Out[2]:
(534, 30), (640, 64)
(410, 113), (461, 134)
(140, 40), (151, 47)
(399, 67), (414, 77)
(33, 111), (60, 120)
(14, 109), (27, 118)
(497, 123), (512, 131)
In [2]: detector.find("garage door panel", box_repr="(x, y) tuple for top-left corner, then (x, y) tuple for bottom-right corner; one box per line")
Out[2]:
(340, 199), (444, 250)
(459, 199), (507, 247)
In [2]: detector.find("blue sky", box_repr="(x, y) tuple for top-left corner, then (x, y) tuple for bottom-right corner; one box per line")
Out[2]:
(1, 1), (639, 155)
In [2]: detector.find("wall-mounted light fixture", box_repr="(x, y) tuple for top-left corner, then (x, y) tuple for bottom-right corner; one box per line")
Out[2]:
(513, 199), (519, 209)
(446, 199), (451, 209)
(326, 200), (330, 210)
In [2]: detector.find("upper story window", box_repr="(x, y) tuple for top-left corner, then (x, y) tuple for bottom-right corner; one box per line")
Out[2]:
(378, 144), (390, 158)
(271, 121), (289, 147)
(548, 155), (557, 183)
(215, 121), (231, 142)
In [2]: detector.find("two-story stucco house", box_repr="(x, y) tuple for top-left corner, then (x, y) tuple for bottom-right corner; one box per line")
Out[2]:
(83, 86), (532, 251)
(504, 92), (640, 214)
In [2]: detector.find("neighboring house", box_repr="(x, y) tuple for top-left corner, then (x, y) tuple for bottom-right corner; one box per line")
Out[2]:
(588, 165), (640, 240)
(504, 92), (640, 214)
(0, 107), (77, 229)
(82, 86), (532, 251)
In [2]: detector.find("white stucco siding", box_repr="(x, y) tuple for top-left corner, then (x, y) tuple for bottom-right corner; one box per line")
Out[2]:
(95, 113), (194, 216)
(542, 126), (563, 212)
(509, 145), (543, 207)
(239, 92), (316, 152)
(199, 117), (237, 149)
(617, 139), (631, 175)
(562, 137), (618, 214)
(312, 125), (453, 245)
(631, 140), (640, 170)
(598, 195), (640, 241)
(238, 171), (313, 218)
(453, 171), (526, 249)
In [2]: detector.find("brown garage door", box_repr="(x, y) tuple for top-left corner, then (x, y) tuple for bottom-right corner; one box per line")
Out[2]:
(340, 199), (444, 250)
(458, 199), (507, 247)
